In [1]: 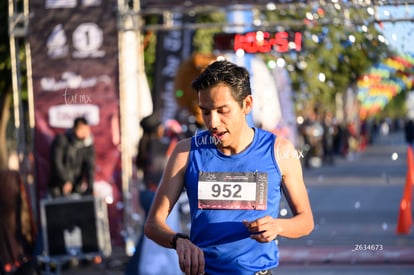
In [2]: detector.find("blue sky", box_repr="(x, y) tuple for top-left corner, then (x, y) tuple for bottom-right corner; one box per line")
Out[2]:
(376, 5), (413, 55)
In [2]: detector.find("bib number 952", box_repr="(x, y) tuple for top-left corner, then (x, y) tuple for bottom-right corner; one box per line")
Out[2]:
(198, 181), (256, 201)
(211, 183), (241, 198)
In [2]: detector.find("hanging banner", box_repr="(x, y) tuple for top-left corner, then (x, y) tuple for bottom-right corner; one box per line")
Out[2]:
(29, 0), (123, 244)
(153, 13), (194, 123)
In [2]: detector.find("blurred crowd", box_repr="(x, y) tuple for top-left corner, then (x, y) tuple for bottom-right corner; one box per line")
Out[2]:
(297, 108), (406, 168)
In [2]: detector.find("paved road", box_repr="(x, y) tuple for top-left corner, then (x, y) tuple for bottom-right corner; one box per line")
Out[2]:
(276, 130), (414, 274)
(46, 131), (413, 274)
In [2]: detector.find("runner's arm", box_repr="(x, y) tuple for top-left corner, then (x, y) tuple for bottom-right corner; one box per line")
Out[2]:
(274, 136), (314, 238)
(144, 138), (190, 247)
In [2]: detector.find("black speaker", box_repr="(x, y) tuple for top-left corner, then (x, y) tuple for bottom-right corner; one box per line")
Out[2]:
(40, 196), (111, 258)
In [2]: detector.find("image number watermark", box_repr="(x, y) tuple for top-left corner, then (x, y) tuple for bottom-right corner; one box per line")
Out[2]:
(352, 244), (384, 251)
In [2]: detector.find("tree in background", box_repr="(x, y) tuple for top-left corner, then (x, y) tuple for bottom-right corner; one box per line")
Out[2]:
(143, 3), (393, 117)
(261, 3), (391, 114)
(0, 0), (13, 169)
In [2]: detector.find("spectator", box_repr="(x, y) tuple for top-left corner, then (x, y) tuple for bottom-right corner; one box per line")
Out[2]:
(48, 117), (95, 198)
(404, 119), (414, 146)
(125, 113), (182, 275)
(322, 111), (335, 165)
(0, 169), (37, 275)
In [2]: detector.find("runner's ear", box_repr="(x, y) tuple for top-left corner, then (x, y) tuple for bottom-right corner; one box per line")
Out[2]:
(243, 95), (253, 114)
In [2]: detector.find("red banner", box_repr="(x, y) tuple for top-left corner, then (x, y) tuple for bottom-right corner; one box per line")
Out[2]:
(29, 0), (123, 244)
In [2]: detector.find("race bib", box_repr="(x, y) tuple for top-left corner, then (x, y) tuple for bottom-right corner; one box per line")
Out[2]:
(198, 172), (268, 210)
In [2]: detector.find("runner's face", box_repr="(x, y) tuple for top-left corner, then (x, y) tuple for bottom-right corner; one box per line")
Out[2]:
(198, 84), (251, 151)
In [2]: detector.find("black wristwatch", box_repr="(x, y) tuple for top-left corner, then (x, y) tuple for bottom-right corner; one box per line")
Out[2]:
(170, 233), (190, 249)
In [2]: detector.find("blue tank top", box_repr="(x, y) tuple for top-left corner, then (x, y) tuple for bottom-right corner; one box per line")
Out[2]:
(185, 127), (282, 275)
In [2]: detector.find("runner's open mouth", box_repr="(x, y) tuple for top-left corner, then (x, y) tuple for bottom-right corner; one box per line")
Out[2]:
(212, 131), (227, 140)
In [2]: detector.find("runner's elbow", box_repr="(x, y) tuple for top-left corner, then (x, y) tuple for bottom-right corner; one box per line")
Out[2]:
(295, 212), (314, 237)
(303, 215), (314, 236)
(143, 219), (154, 240)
